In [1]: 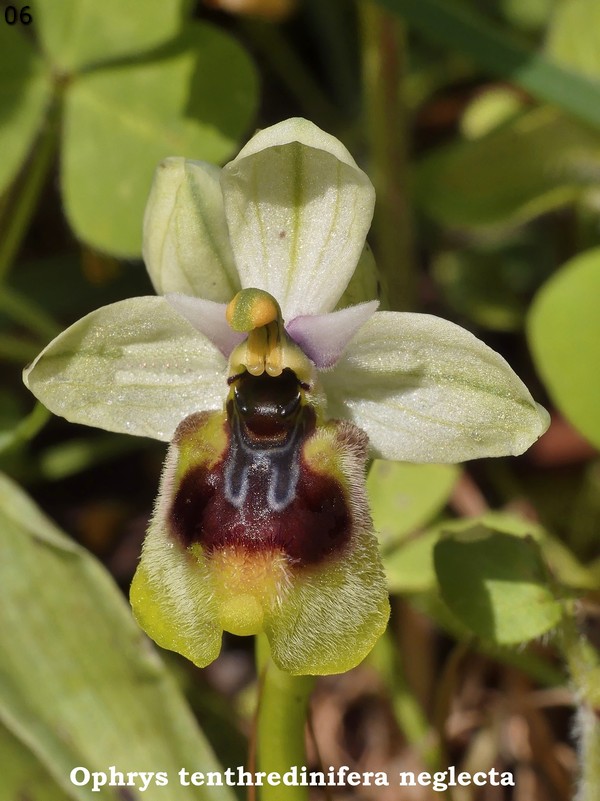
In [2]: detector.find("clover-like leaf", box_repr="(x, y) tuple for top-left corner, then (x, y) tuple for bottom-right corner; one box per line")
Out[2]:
(62, 23), (258, 255)
(34, 0), (185, 73)
(0, 27), (53, 195)
(528, 247), (600, 449)
(368, 460), (460, 548)
(434, 526), (562, 645)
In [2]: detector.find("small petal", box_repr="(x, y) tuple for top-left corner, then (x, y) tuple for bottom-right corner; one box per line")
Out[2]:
(23, 297), (227, 441)
(165, 293), (245, 357)
(322, 312), (550, 463)
(221, 118), (375, 320)
(143, 158), (239, 301)
(287, 300), (379, 368)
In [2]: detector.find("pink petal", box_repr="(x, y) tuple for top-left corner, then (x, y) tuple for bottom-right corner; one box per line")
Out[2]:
(165, 294), (245, 357)
(286, 301), (379, 369)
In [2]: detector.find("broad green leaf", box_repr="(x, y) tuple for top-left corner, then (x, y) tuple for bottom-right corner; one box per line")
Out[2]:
(385, 510), (597, 596)
(440, 511), (598, 590)
(0, 725), (67, 801)
(546, 0), (600, 80)
(383, 529), (439, 593)
(34, 0), (185, 73)
(414, 591), (566, 687)
(0, 27), (53, 193)
(368, 460), (460, 547)
(62, 23), (258, 256)
(434, 526), (563, 644)
(417, 106), (600, 229)
(0, 472), (235, 801)
(465, 511), (598, 590)
(528, 248), (600, 448)
(374, 0), (600, 129)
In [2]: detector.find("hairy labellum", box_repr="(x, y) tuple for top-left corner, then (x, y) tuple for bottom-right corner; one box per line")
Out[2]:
(130, 367), (389, 675)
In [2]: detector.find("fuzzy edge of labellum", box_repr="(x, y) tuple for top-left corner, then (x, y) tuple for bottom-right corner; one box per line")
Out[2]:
(130, 408), (390, 675)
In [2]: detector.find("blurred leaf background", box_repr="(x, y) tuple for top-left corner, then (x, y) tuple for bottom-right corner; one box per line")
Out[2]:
(0, 0), (599, 799)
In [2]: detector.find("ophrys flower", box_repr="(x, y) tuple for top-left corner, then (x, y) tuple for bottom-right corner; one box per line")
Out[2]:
(24, 118), (549, 674)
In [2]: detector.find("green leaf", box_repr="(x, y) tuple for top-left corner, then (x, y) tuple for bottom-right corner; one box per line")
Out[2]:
(384, 529), (440, 594)
(502, 0), (557, 32)
(528, 247), (600, 448)
(434, 526), (563, 644)
(34, 0), (185, 73)
(460, 86), (524, 140)
(373, 0), (600, 129)
(417, 106), (600, 229)
(546, 0), (600, 80)
(62, 23), (258, 256)
(384, 507), (598, 595)
(368, 460), (460, 548)
(0, 724), (66, 801)
(0, 27), (53, 194)
(468, 511), (599, 590)
(0, 472), (235, 801)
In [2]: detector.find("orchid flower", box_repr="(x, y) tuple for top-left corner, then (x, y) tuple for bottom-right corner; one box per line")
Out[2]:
(23, 118), (549, 675)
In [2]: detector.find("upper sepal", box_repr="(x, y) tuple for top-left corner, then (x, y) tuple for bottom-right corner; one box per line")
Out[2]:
(221, 118), (376, 321)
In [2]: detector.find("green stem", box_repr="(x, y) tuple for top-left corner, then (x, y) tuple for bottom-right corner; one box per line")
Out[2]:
(255, 634), (315, 801)
(0, 334), (44, 363)
(0, 99), (60, 282)
(304, 0), (358, 116)
(557, 607), (600, 801)
(359, 0), (416, 311)
(372, 0), (600, 130)
(0, 285), (61, 341)
(240, 20), (339, 132)
(0, 402), (50, 455)
(370, 630), (438, 766)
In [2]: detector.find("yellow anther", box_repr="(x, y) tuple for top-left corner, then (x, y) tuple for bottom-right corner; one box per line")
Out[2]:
(226, 287), (314, 385)
(226, 289), (281, 332)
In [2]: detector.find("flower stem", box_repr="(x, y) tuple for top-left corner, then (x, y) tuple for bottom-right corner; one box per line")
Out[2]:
(255, 634), (315, 800)
(359, 0), (416, 311)
(0, 284), (61, 341)
(557, 606), (600, 801)
(240, 20), (339, 132)
(0, 98), (60, 282)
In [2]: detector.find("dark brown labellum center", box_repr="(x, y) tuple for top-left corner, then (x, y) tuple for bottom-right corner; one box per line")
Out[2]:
(168, 370), (352, 566)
